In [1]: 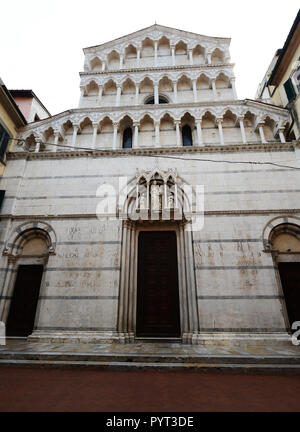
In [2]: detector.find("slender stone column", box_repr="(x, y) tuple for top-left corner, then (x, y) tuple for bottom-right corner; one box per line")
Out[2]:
(133, 122), (139, 148)
(35, 140), (41, 153)
(53, 132), (60, 152)
(118, 222), (128, 339)
(154, 121), (160, 147)
(128, 225), (136, 339)
(230, 78), (238, 99)
(239, 117), (247, 144)
(175, 121), (181, 147)
(258, 124), (267, 144)
(137, 48), (141, 67)
(79, 86), (85, 106)
(113, 122), (118, 149)
(154, 84), (159, 105)
(171, 45), (175, 66)
(98, 86), (103, 104)
(278, 127), (286, 143)
(173, 80), (178, 103)
(192, 79), (198, 102)
(101, 62), (106, 71)
(217, 119), (224, 146)
(154, 41), (158, 67)
(207, 53), (212, 64)
(196, 120), (203, 146)
(92, 123), (98, 149)
(0, 259), (15, 321)
(72, 125), (79, 150)
(189, 49), (193, 65)
(184, 223), (199, 338)
(116, 85), (121, 106)
(119, 54), (124, 69)
(211, 78), (217, 100)
(135, 83), (139, 105)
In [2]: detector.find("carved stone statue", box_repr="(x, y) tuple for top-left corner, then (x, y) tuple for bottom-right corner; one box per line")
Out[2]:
(151, 181), (162, 211)
(139, 191), (147, 210)
(167, 193), (174, 209)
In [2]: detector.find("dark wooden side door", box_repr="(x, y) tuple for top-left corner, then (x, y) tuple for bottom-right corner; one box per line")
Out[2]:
(136, 231), (180, 338)
(6, 265), (44, 337)
(278, 262), (300, 329)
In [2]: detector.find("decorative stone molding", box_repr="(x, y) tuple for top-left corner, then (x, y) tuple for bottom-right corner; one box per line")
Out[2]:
(262, 216), (300, 251)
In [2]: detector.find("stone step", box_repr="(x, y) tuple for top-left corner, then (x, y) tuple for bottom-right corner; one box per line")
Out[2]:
(1, 350), (300, 365)
(0, 358), (300, 374)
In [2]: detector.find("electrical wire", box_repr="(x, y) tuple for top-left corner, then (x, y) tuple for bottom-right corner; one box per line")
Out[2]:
(9, 137), (300, 171)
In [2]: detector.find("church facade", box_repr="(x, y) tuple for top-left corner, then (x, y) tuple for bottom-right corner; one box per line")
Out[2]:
(0, 25), (299, 346)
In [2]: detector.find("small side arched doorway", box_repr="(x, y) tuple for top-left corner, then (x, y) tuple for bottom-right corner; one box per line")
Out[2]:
(6, 237), (48, 338)
(268, 222), (300, 331)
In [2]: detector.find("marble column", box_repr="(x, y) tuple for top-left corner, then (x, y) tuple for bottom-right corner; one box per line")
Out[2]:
(217, 119), (224, 146)
(155, 121), (160, 147)
(278, 127), (286, 143)
(189, 49), (193, 65)
(192, 79), (198, 103)
(53, 132), (60, 152)
(258, 124), (267, 144)
(72, 125), (79, 150)
(135, 83), (139, 105)
(133, 122), (139, 148)
(239, 117), (247, 144)
(119, 54), (124, 69)
(154, 41), (158, 67)
(207, 53), (212, 64)
(230, 78), (238, 99)
(211, 79), (217, 100)
(101, 62), (106, 72)
(175, 121), (181, 147)
(196, 120), (203, 146)
(113, 123), (118, 149)
(98, 86), (103, 105)
(92, 123), (98, 149)
(154, 84), (159, 105)
(171, 45), (175, 66)
(173, 81), (178, 103)
(116, 85), (121, 106)
(137, 48), (141, 67)
(35, 140), (41, 153)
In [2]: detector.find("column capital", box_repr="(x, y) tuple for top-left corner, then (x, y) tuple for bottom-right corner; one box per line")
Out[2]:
(216, 117), (223, 125)
(174, 120), (181, 126)
(92, 122), (99, 129)
(113, 122), (119, 128)
(133, 121), (140, 128)
(195, 118), (202, 125)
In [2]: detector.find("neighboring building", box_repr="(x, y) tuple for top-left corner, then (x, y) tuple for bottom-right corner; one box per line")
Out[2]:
(9, 90), (51, 123)
(0, 24), (299, 348)
(0, 78), (26, 176)
(256, 9), (300, 140)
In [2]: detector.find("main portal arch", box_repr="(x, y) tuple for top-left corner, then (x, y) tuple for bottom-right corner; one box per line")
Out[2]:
(117, 169), (199, 343)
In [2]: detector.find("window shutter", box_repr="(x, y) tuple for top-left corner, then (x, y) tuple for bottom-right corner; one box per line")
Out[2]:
(284, 78), (297, 103)
(0, 124), (10, 161)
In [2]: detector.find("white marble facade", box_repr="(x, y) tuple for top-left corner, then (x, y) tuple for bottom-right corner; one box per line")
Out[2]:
(0, 25), (299, 345)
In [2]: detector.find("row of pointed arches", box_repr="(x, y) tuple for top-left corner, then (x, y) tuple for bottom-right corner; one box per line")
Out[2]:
(85, 38), (227, 71)
(21, 109), (291, 152)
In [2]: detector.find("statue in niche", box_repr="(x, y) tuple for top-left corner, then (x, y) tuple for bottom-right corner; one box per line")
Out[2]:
(151, 181), (162, 211)
(167, 192), (174, 209)
(139, 191), (147, 210)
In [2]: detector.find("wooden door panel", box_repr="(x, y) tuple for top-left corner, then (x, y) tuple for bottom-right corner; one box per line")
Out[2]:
(136, 231), (180, 337)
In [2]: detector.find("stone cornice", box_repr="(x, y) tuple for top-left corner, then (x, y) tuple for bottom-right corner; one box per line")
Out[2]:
(80, 63), (235, 77)
(1, 209), (300, 220)
(7, 142), (295, 161)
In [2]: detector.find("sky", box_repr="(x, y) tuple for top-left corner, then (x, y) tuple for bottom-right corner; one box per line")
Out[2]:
(1, 0), (299, 116)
